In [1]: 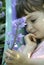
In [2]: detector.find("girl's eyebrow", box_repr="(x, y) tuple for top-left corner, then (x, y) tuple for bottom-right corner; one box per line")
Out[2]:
(25, 11), (38, 19)
(25, 13), (32, 19)
(24, 9), (30, 15)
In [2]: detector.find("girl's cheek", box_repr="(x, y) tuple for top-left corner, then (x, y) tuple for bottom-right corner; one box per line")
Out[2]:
(26, 27), (29, 32)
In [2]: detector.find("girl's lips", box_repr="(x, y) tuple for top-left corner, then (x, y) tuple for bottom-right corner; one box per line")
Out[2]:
(31, 31), (37, 36)
(28, 30), (37, 36)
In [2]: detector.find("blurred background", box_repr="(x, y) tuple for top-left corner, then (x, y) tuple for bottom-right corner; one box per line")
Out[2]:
(0, 0), (5, 64)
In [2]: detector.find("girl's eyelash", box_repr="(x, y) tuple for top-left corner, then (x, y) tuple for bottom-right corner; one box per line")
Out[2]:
(30, 19), (36, 23)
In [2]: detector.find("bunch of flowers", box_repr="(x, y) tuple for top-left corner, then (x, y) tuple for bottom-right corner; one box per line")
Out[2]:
(7, 17), (26, 50)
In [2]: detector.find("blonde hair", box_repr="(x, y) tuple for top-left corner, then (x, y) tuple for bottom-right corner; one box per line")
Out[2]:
(16, 0), (44, 18)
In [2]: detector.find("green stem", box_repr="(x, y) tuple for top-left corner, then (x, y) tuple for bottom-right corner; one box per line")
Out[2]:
(11, 24), (19, 49)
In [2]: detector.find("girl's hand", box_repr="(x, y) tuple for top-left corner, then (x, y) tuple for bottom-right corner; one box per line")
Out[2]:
(4, 49), (29, 65)
(4, 49), (44, 65)
(24, 33), (37, 58)
(24, 33), (37, 45)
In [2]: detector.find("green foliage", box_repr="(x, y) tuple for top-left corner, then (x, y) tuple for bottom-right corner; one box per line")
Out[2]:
(0, 0), (6, 65)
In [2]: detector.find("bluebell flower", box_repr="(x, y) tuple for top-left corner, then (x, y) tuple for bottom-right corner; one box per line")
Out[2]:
(12, 22), (17, 35)
(1, 11), (5, 17)
(6, 40), (10, 45)
(17, 17), (26, 28)
(0, 1), (2, 8)
(7, 32), (12, 36)
(12, 17), (26, 27)
(7, 17), (26, 50)
(16, 33), (24, 44)
(0, 11), (5, 18)
(6, 36), (15, 49)
(13, 44), (18, 50)
(9, 38), (14, 49)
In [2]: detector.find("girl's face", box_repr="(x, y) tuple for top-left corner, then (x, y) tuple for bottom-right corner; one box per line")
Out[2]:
(26, 11), (44, 39)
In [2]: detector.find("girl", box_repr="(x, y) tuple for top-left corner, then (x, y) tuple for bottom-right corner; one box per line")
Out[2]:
(5, 0), (44, 65)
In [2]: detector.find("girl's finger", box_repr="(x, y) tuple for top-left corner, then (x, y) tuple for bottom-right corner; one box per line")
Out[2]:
(28, 33), (37, 42)
(5, 58), (15, 65)
(7, 49), (18, 57)
(24, 33), (36, 43)
(5, 50), (20, 60)
(4, 51), (16, 60)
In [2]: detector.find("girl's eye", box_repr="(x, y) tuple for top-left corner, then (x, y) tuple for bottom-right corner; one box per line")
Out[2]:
(31, 19), (36, 23)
